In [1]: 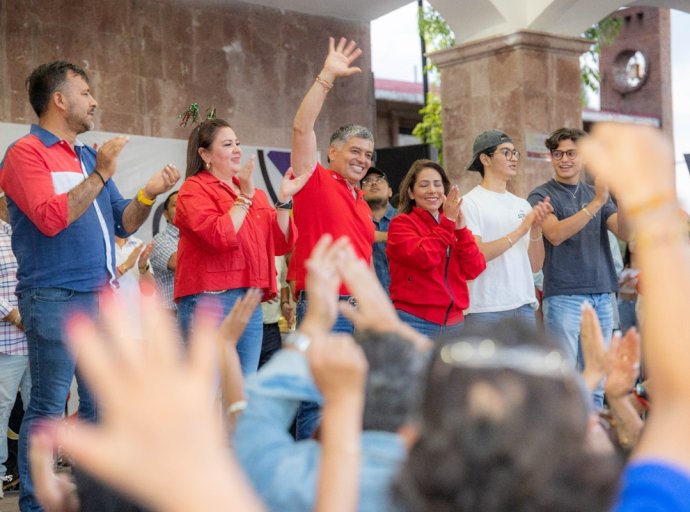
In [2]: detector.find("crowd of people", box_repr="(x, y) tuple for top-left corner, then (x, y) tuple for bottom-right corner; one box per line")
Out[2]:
(0, 34), (686, 512)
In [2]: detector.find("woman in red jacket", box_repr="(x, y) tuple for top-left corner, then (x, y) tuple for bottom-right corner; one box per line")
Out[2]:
(387, 159), (486, 337)
(175, 118), (307, 374)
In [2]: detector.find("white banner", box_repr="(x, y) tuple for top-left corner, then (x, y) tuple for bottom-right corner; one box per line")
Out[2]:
(1, 122), (298, 241)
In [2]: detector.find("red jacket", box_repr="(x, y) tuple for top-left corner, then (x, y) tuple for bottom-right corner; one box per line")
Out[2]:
(387, 207), (486, 325)
(174, 170), (296, 302)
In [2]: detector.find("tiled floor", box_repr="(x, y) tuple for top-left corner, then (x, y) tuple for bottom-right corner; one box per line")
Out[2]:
(0, 492), (18, 511)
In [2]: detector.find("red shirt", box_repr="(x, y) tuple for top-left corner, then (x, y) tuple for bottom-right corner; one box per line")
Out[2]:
(387, 207), (486, 325)
(291, 162), (374, 295)
(174, 170), (296, 301)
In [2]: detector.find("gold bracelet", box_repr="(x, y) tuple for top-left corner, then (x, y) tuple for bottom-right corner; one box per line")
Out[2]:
(529, 232), (543, 242)
(235, 195), (253, 206)
(137, 188), (155, 207)
(582, 206), (594, 220)
(315, 75), (334, 92)
(505, 235), (514, 247)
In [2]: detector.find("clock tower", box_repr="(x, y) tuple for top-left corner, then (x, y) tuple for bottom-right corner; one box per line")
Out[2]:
(599, 6), (673, 140)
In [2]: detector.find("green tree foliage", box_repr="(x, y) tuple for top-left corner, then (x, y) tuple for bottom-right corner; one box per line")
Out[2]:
(412, 3), (454, 162)
(581, 16), (623, 95)
(413, 3), (621, 160)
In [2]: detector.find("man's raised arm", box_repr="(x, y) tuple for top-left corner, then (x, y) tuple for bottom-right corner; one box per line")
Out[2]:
(291, 37), (362, 177)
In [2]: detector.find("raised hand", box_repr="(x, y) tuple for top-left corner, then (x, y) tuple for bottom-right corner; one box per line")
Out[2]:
(531, 197), (552, 229)
(580, 301), (609, 392)
(605, 328), (641, 399)
(139, 241), (154, 269)
(143, 164), (180, 199)
(278, 167), (311, 203)
(442, 185), (462, 223)
(579, 123), (675, 212)
(95, 136), (129, 180)
(308, 333), (368, 401)
(238, 156), (255, 198)
(45, 290), (264, 512)
(321, 37), (363, 82)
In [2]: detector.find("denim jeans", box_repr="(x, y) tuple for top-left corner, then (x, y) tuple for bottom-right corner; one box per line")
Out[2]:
(0, 354), (30, 478)
(466, 304), (537, 330)
(543, 293), (613, 409)
(17, 288), (99, 512)
(396, 309), (463, 340)
(177, 288), (263, 376)
(294, 294), (354, 440)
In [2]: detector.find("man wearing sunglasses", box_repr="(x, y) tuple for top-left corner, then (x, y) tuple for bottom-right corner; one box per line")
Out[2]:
(461, 130), (551, 328)
(528, 127), (629, 409)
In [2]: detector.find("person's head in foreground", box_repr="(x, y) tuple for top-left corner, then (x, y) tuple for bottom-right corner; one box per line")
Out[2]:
(392, 318), (621, 512)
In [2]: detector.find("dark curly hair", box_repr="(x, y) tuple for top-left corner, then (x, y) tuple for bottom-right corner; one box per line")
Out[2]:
(391, 319), (622, 512)
(544, 127), (587, 152)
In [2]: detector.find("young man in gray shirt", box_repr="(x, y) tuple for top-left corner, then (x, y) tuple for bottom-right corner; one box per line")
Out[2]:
(528, 127), (628, 408)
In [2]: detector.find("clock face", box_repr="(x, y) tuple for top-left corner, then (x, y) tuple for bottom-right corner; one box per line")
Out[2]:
(612, 50), (649, 93)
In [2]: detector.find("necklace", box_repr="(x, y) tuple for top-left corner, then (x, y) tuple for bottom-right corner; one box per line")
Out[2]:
(553, 178), (580, 200)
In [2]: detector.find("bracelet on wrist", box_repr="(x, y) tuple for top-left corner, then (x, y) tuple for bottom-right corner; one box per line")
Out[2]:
(139, 262), (150, 273)
(93, 169), (107, 186)
(582, 205), (595, 220)
(226, 400), (248, 417)
(137, 188), (155, 207)
(315, 75), (334, 92)
(275, 199), (293, 210)
(505, 235), (514, 247)
(529, 232), (543, 242)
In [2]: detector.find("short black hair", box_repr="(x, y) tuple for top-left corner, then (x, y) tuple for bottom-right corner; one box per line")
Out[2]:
(163, 191), (179, 211)
(26, 61), (89, 117)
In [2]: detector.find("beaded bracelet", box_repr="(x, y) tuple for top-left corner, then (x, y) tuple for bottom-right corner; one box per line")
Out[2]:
(315, 75), (334, 92)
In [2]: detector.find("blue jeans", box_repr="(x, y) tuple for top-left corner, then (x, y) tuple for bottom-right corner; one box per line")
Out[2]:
(294, 293), (354, 440)
(18, 288), (99, 512)
(466, 304), (537, 330)
(543, 293), (613, 409)
(396, 309), (463, 340)
(0, 354), (30, 478)
(177, 289), (263, 376)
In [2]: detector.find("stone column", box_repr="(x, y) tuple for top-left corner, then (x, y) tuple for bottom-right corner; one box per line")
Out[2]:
(430, 30), (591, 198)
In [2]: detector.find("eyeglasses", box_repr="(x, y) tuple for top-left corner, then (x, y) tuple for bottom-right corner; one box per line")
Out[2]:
(551, 149), (578, 161)
(491, 148), (521, 161)
(361, 175), (387, 186)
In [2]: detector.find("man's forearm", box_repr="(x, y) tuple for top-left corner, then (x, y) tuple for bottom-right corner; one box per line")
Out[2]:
(67, 173), (105, 225)
(121, 196), (153, 233)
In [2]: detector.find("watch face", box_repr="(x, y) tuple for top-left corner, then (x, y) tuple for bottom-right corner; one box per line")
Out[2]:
(612, 50), (648, 93)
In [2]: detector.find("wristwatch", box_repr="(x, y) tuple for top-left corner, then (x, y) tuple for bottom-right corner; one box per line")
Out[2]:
(283, 331), (311, 352)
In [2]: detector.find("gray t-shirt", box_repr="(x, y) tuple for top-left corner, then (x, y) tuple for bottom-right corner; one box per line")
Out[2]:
(528, 179), (618, 298)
